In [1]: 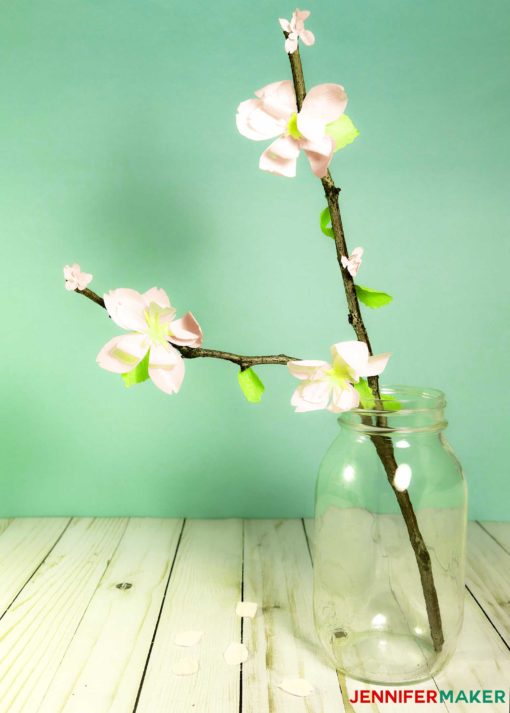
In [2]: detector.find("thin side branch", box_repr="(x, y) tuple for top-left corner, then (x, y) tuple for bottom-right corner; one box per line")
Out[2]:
(75, 287), (296, 370)
(286, 40), (444, 652)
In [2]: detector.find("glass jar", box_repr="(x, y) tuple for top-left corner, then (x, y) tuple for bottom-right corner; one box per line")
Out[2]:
(313, 386), (467, 685)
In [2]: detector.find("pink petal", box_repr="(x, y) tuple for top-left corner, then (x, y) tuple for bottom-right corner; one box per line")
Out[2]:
(169, 312), (203, 347)
(148, 343), (185, 395)
(97, 333), (148, 374)
(236, 99), (284, 141)
(299, 29), (315, 46)
(285, 35), (298, 54)
(294, 10), (311, 24)
(291, 380), (331, 412)
(104, 288), (147, 332)
(331, 341), (369, 377)
(77, 271), (93, 290)
(278, 17), (291, 31)
(259, 137), (299, 178)
(287, 360), (330, 380)
(255, 80), (297, 118)
(351, 247), (364, 259)
(298, 84), (348, 143)
(143, 287), (172, 309)
(328, 383), (360, 413)
(303, 137), (335, 178)
(362, 352), (391, 378)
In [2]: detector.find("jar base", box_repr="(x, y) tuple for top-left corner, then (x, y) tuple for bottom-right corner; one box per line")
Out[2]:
(331, 630), (447, 685)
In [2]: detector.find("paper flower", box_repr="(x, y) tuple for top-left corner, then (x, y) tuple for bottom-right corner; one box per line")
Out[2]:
(63, 263), (93, 291)
(279, 9), (315, 54)
(288, 341), (390, 413)
(224, 642), (249, 666)
(341, 247), (364, 277)
(236, 80), (348, 178)
(97, 287), (202, 395)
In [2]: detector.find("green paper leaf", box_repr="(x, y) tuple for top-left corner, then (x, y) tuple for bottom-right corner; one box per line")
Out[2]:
(353, 378), (374, 408)
(320, 207), (334, 238)
(121, 350), (150, 388)
(355, 284), (393, 309)
(354, 379), (401, 411)
(238, 367), (265, 403)
(325, 114), (360, 152)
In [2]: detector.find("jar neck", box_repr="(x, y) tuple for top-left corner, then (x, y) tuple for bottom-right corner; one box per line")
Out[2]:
(339, 386), (447, 435)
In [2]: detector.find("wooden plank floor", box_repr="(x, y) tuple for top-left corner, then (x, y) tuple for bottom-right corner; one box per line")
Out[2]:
(0, 519), (507, 712)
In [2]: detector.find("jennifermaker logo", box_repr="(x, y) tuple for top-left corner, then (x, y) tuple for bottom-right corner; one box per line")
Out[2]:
(348, 688), (507, 704)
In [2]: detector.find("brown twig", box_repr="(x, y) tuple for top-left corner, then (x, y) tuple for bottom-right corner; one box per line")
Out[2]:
(76, 287), (296, 370)
(286, 40), (444, 652)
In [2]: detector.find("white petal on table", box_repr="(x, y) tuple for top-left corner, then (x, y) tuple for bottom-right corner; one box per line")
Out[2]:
(172, 657), (199, 676)
(223, 642), (249, 666)
(278, 677), (315, 697)
(235, 601), (258, 618)
(174, 630), (203, 647)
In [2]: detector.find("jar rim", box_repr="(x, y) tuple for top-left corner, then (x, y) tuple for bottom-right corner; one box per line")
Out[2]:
(352, 384), (446, 415)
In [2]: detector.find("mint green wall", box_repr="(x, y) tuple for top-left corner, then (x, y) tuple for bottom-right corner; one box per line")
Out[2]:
(1, 0), (508, 518)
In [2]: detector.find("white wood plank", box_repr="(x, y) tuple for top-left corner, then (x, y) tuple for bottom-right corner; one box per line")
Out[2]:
(434, 594), (510, 713)
(304, 519), (444, 713)
(38, 518), (183, 713)
(243, 519), (344, 713)
(0, 517), (127, 713)
(0, 518), (70, 615)
(479, 521), (510, 554)
(466, 522), (510, 646)
(135, 519), (243, 713)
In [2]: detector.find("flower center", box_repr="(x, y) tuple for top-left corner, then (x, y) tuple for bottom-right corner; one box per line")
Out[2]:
(325, 360), (356, 388)
(286, 113), (302, 139)
(144, 302), (173, 345)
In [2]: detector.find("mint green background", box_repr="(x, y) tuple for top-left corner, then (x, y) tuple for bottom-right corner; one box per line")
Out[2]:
(1, 0), (508, 518)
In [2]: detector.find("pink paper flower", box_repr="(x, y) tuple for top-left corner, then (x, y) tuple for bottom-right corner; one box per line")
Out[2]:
(97, 287), (203, 395)
(341, 247), (364, 277)
(279, 9), (315, 54)
(288, 341), (390, 413)
(236, 80), (348, 178)
(64, 263), (93, 291)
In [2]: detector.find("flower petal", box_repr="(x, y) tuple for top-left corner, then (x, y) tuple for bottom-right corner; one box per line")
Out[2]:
(285, 35), (298, 54)
(303, 136), (335, 178)
(278, 677), (315, 697)
(172, 657), (199, 676)
(299, 29), (315, 46)
(97, 333), (148, 374)
(329, 383), (360, 413)
(174, 630), (203, 647)
(287, 360), (329, 380)
(278, 17), (291, 31)
(298, 84), (348, 143)
(77, 271), (93, 290)
(259, 137), (299, 178)
(255, 80), (297, 119)
(224, 642), (249, 666)
(169, 312), (203, 347)
(143, 287), (172, 309)
(104, 288), (148, 332)
(148, 343), (185, 394)
(331, 341), (369, 377)
(362, 352), (391, 377)
(237, 81), (296, 142)
(291, 380), (331, 412)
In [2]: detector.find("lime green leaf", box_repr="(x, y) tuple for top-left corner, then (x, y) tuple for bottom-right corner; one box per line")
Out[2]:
(353, 378), (374, 408)
(320, 207), (334, 238)
(354, 378), (401, 411)
(121, 350), (150, 388)
(325, 114), (360, 152)
(355, 284), (393, 309)
(238, 367), (265, 403)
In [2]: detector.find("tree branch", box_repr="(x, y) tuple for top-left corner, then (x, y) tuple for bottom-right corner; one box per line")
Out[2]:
(75, 287), (296, 370)
(286, 39), (444, 652)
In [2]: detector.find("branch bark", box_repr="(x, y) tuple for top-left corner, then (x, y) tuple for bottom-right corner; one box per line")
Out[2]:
(286, 42), (444, 652)
(75, 287), (296, 370)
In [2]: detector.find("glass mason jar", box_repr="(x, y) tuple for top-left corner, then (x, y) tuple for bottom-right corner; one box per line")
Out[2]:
(313, 386), (467, 685)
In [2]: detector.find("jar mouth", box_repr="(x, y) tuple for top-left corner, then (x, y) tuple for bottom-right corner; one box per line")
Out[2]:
(339, 385), (447, 434)
(354, 385), (446, 415)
